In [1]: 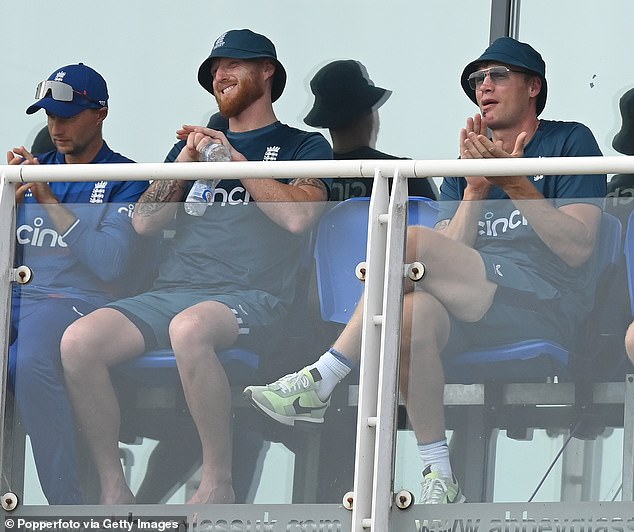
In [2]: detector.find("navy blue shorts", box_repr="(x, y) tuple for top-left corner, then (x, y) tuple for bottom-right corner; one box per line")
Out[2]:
(442, 251), (577, 357)
(107, 288), (286, 353)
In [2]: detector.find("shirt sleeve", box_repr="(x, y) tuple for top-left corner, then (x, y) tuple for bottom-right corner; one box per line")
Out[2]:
(60, 180), (149, 282)
(292, 132), (334, 193)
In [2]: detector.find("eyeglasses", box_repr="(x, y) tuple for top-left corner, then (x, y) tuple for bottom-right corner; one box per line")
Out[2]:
(467, 66), (525, 90)
(34, 80), (103, 107)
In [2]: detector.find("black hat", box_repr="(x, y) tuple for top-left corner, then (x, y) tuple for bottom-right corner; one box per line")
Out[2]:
(613, 87), (634, 155)
(198, 29), (287, 102)
(461, 37), (548, 116)
(304, 60), (391, 129)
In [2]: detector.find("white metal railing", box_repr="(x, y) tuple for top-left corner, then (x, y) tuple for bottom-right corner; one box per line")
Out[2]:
(1, 155), (634, 183)
(2, 156), (634, 531)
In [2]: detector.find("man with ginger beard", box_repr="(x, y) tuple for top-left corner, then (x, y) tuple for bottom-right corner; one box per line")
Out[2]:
(60, 29), (332, 505)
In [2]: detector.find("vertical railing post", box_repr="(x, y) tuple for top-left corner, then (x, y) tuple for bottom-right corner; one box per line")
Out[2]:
(370, 169), (408, 530)
(0, 176), (16, 495)
(623, 374), (634, 501)
(351, 168), (389, 531)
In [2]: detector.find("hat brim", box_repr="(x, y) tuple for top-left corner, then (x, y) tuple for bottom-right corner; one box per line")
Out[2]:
(304, 86), (390, 129)
(26, 97), (99, 118)
(198, 51), (287, 102)
(612, 87), (634, 155)
(460, 57), (548, 116)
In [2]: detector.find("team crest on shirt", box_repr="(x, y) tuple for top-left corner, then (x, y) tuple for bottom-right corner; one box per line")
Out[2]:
(533, 156), (544, 181)
(263, 146), (280, 161)
(89, 181), (108, 203)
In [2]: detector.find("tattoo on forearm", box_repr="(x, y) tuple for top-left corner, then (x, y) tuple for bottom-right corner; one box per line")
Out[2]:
(289, 177), (327, 194)
(435, 219), (450, 231)
(136, 180), (188, 216)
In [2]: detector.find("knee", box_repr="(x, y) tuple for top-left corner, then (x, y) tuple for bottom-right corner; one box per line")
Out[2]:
(169, 312), (205, 348)
(169, 310), (210, 354)
(626, 322), (634, 364)
(60, 319), (98, 377)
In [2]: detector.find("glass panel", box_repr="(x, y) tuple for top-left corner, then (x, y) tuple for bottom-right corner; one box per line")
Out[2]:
(1, 0), (489, 167)
(395, 195), (631, 516)
(1, 0), (491, 526)
(4, 197), (362, 521)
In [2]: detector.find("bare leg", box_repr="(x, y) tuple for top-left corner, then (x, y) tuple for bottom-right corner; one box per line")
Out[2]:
(332, 226), (496, 366)
(399, 291), (451, 444)
(61, 308), (145, 504)
(626, 321), (634, 364)
(405, 226), (497, 322)
(330, 294), (364, 363)
(169, 301), (239, 504)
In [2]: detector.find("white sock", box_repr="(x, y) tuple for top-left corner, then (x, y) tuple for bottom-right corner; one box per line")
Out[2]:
(308, 349), (353, 401)
(418, 439), (452, 479)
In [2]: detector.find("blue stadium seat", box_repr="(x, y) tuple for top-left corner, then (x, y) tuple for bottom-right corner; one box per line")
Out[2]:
(313, 199), (622, 383)
(314, 196), (439, 324)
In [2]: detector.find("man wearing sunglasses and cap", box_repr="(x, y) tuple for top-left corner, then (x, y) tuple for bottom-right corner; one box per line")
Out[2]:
(245, 37), (606, 503)
(6, 63), (148, 504)
(61, 29), (331, 505)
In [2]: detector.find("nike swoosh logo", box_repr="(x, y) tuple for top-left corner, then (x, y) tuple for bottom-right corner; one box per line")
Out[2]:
(292, 397), (322, 415)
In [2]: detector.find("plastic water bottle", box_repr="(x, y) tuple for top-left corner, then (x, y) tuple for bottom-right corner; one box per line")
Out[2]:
(184, 142), (231, 216)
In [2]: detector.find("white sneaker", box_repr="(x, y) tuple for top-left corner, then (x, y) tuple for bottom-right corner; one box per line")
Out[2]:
(419, 464), (466, 504)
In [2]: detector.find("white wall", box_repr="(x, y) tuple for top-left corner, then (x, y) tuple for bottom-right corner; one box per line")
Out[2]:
(1, 0), (488, 165)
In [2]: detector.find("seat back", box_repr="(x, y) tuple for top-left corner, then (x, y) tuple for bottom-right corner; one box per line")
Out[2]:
(314, 196), (438, 324)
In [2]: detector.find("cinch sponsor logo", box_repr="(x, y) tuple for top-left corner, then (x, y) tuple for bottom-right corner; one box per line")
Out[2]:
(330, 180), (368, 201)
(17, 217), (67, 247)
(210, 186), (251, 206)
(117, 204), (135, 217)
(478, 209), (528, 237)
(606, 186), (634, 207)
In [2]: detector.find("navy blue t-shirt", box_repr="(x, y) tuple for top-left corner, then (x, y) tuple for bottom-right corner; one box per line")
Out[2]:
(438, 119), (607, 307)
(154, 121), (332, 309)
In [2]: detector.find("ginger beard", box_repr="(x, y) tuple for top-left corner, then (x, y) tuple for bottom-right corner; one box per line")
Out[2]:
(215, 72), (266, 118)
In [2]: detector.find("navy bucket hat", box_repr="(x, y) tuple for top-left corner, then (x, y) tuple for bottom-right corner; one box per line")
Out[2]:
(198, 29), (287, 102)
(304, 60), (391, 129)
(461, 37), (547, 116)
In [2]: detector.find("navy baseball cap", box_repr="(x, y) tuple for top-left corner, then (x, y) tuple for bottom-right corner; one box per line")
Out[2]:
(26, 63), (108, 118)
(461, 37), (547, 116)
(198, 29), (287, 102)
